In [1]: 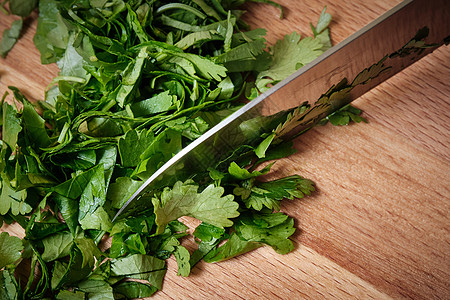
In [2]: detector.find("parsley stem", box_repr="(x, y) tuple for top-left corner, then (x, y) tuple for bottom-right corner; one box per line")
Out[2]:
(155, 4), (207, 19)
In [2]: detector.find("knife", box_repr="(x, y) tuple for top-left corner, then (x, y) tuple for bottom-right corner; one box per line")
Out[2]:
(113, 0), (449, 221)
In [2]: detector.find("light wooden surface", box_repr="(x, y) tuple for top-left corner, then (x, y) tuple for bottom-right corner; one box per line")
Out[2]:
(1, 1), (449, 299)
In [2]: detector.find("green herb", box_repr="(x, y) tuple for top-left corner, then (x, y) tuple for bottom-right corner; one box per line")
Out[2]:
(0, 232), (23, 269)
(0, 19), (22, 58)
(326, 104), (368, 125)
(0, 1), (366, 298)
(153, 180), (239, 234)
(9, 0), (38, 17)
(0, 268), (21, 299)
(255, 6), (333, 93)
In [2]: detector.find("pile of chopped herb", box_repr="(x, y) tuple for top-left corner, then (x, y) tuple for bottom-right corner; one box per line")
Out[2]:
(0, 1), (365, 298)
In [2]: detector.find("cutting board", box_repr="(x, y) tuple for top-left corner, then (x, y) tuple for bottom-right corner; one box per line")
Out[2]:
(1, 0), (449, 299)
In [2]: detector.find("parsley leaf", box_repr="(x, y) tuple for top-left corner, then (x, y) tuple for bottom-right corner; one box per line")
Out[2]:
(228, 161), (273, 180)
(0, 232), (23, 268)
(114, 281), (158, 299)
(235, 211), (296, 254)
(0, 180), (30, 216)
(326, 104), (368, 126)
(311, 6), (333, 52)
(235, 175), (315, 211)
(255, 9), (332, 92)
(1, 101), (22, 151)
(108, 177), (143, 209)
(41, 231), (73, 262)
(152, 180), (239, 234)
(9, 0), (38, 17)
(110, 254), (166, 290)
(78, 280), (115, 299)
(0, 19), (22, 58)
(204, 232), (261, 263)
(0, 269), (20, 299)
(256, 33), (324, 91)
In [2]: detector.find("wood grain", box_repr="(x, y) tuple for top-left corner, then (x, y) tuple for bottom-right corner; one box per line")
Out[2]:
(1, 1), (449, 299)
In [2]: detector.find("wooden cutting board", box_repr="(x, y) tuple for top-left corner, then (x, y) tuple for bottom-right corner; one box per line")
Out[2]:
(1, 1), (449, 299)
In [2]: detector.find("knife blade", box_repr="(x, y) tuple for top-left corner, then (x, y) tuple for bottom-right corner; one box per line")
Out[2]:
(114, 0), (449, 220)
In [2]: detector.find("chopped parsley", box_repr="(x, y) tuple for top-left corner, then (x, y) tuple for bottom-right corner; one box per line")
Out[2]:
(0, 1), (365, 298)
